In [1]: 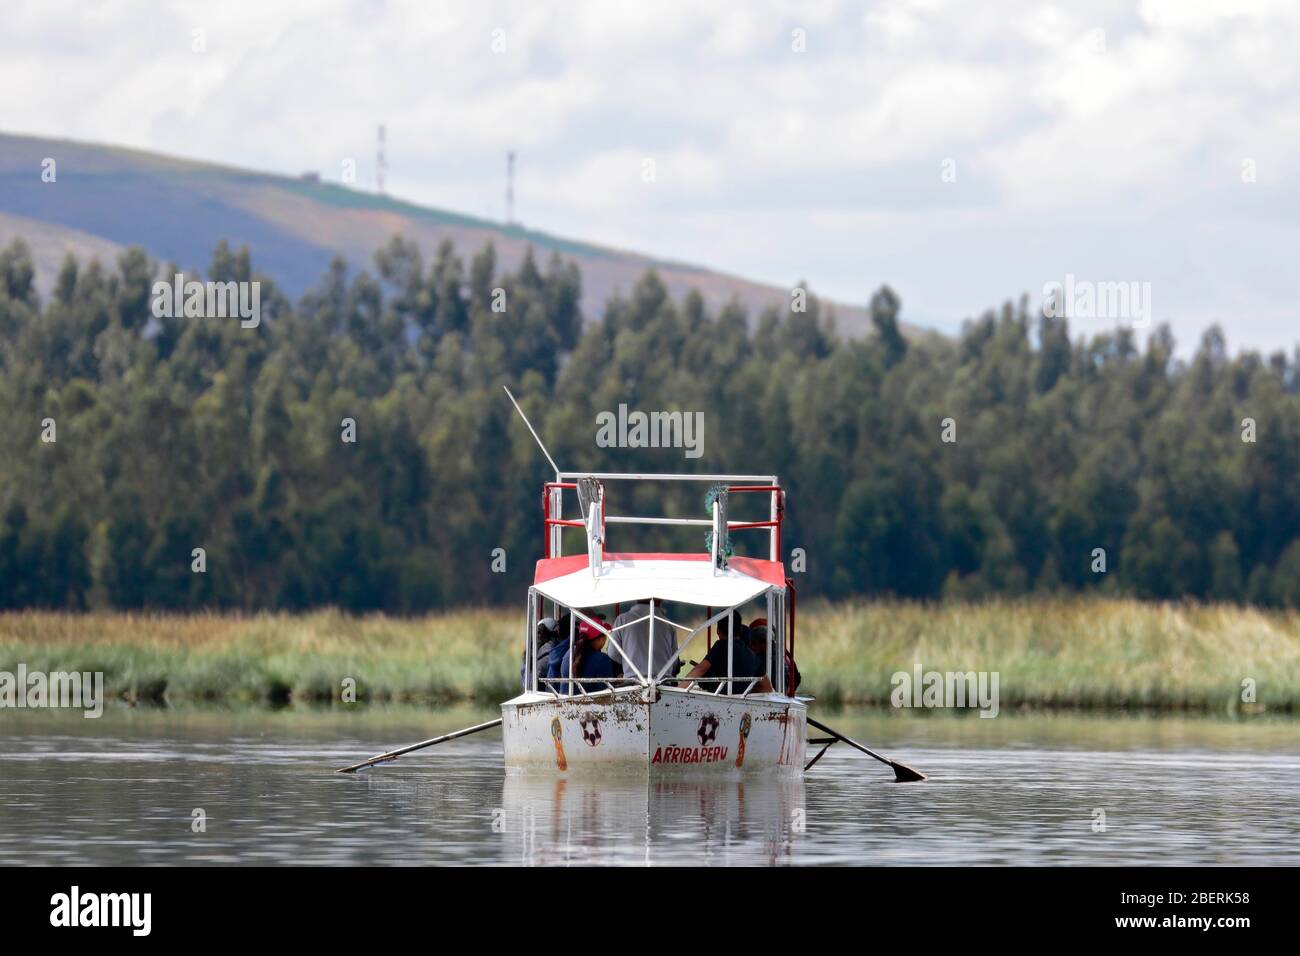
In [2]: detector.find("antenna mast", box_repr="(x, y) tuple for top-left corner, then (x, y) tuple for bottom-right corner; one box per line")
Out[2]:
(376, 124), (387, 195)
(504, 386), (559, 478)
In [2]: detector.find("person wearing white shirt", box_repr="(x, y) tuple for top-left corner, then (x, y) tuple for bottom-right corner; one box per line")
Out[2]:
(611, 597), (679, 682)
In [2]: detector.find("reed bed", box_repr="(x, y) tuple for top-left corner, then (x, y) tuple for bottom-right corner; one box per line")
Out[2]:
(2, 600), (1298, 712)
(801, 599), (1300, 712)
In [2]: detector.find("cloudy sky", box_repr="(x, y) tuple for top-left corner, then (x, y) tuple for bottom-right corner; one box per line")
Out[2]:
(4, 0), (1298, 352)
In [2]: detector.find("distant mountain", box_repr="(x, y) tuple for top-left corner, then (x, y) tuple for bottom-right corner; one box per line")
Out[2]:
(0, 131), (905, 337)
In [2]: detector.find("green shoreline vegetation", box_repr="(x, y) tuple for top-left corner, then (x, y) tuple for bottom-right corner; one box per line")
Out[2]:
(3, 599), (1298, 713)
(3, 237), (1300, 619)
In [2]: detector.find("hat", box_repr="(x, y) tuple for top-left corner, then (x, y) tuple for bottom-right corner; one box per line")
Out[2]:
(749, 617), (767, 628)
(577, 620), (605, 642)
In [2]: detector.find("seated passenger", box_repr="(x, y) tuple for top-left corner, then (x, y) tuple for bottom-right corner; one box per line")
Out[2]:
(748, 617), (801, 694)
(611, 597), (679, 681)
(745, 619), (774, 678)
(543, 616), (595, 691)
(555, 619), (617, 694)
(682, 611), (772, 694)
(544, 613), (575, 688)
(522, 616), (560, 690)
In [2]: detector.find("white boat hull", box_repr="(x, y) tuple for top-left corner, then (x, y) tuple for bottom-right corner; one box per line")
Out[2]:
(501, 687), (807, 775)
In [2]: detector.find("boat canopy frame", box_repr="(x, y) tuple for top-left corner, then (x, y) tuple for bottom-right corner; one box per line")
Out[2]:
(524, 470), (796, 699)
(524, 588), (793, 698)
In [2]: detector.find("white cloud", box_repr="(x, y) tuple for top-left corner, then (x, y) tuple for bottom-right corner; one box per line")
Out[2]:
(2, 0), (1298, 352)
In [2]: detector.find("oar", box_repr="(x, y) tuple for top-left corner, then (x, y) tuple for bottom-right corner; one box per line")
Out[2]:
(806, 716), (927, 782)
(335, 718), (503, 773)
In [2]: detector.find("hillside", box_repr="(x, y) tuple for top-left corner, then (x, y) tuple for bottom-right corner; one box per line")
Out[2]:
(0, 131), (889, 334)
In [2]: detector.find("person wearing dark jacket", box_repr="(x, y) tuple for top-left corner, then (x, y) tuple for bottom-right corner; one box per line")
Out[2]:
(748, 618), (800, 693)
(522, 616), (560, 690)
(546, 614), (608, 692)
(554, 620), (617, 694)
(683, 611), (772, 694)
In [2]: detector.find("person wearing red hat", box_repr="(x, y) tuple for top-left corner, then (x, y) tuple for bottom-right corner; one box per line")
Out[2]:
(553, 614), (616, 694)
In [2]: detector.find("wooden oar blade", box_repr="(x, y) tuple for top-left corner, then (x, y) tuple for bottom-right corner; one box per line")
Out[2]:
(889, 760), (927, 783)
(335, 754), (396, 774)
(806, 716), (927, 782)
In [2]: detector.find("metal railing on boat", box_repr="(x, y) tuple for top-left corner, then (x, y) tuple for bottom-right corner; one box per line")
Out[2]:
(535, 676), (766, 698)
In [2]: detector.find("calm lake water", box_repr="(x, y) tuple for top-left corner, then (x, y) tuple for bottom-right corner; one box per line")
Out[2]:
(1, 707), (1298, 866)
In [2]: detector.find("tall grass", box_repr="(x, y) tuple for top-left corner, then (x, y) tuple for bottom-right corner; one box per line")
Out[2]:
(0, 609), (521, 706)
(2, 599), (1298, 711)
(803, 599), (1300, 712)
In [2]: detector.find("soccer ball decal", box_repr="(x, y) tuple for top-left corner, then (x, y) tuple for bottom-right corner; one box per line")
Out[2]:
(697, 714), (719, 745)
(579, 713), (603, 747)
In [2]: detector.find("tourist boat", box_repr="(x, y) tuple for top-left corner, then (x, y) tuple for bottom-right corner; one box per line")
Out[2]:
(501, 469), (807, 776)
(336, 390), (923, 783)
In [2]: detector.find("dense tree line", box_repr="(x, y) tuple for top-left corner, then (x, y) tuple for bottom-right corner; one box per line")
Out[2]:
(1, 236), (1298, 612)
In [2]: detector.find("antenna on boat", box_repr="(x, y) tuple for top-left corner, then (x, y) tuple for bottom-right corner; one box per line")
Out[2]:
(503, 385), (560, 479)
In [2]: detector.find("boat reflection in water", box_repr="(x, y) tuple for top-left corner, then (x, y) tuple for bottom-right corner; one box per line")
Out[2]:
(498, 771), (806, 865)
